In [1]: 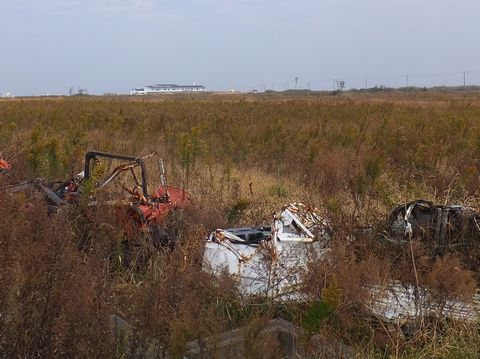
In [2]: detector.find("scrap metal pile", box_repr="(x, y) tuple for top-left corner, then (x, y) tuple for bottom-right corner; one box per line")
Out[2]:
(3, 150), (480, 322)
(202, 200), (480, 322)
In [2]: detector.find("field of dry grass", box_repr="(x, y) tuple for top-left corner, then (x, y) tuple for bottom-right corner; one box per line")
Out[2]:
(1, 91), (480, 358)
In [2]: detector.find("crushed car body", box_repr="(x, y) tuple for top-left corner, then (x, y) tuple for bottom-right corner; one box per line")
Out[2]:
(386, 199), (480, 248)
(202, 202), (333, 298)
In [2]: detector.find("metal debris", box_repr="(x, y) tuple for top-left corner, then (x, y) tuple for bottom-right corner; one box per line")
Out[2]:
(204, 200), (480, 324)
(386, 199), (480, 248)
(367, 282), (480, 323)
(0, 150), (190, 245)
(0, 159), (11, 171)
(203, 203), (333, 298)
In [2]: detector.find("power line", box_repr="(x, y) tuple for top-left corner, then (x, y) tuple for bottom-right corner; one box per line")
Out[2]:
(259, 70), (480, 91)
(409, 71), (462, 78)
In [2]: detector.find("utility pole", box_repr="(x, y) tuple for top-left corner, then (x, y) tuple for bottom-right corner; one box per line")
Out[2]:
(463, 71), (466, 90)
(406, 74), (409, 95)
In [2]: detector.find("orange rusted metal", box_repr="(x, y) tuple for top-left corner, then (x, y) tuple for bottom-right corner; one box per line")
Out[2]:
(0, 159), (11, 171)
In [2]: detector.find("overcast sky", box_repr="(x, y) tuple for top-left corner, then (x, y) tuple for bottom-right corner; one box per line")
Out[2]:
(1, 0), (479, 95)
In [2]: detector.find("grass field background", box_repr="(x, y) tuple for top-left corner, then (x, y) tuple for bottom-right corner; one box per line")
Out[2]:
(1, 92), (480, 357)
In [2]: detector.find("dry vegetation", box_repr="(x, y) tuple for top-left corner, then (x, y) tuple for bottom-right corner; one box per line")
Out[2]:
(1, 91), (480, 358)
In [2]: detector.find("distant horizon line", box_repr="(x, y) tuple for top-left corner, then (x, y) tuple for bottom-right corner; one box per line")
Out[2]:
(4, 69), (480, 96)
(3, 83), (480, 98)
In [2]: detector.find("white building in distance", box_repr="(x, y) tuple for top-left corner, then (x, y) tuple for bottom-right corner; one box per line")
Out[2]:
(130, 83), (206, 95)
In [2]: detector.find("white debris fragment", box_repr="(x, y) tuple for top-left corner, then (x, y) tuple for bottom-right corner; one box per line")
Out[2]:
(202, 203), (333, 298)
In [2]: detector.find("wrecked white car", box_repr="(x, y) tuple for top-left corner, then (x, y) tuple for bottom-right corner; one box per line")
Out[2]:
(202, 202), (333, 298)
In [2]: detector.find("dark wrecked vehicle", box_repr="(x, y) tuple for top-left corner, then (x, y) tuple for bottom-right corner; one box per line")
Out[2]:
(385, 199), (480, 251)
(0, 150), (190, 246)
